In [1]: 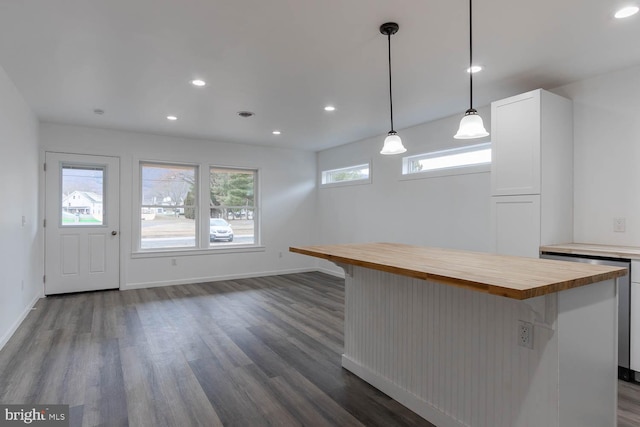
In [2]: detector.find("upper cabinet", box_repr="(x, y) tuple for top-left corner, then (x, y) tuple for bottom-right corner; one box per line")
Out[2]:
(491, 89), (573, 197)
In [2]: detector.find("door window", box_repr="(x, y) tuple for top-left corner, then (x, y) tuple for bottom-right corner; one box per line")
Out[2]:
(61, 165), (105, 226)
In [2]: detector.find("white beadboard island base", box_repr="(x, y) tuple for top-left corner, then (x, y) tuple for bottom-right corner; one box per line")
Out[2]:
(341, 267), (616, 427)
(290, 243), (625, 427)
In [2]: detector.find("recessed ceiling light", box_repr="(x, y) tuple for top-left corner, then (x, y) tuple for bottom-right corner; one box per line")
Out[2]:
(237, 111), (255, 118)
(615, 5), (639, 18)
(167, 115), (178, 121)
(324, 106), (336, 111)
(467, 65), (483, 73)
(191, 79), (206, 87)
(272, 130), (281, 135)
(93, 108), (105, 115)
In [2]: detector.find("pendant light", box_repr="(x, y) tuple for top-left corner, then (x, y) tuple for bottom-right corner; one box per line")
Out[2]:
(454, 0), (489, 139)
(380, 22), (407, 155)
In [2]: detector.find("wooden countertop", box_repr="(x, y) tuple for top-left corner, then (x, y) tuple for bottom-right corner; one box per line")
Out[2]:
(290, 243), (627, 300)
(540, 243), (640, 260)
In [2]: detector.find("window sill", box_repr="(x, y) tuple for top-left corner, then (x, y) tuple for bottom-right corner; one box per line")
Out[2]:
(131, 245), (266, 259)
(320, 179), (372, 189)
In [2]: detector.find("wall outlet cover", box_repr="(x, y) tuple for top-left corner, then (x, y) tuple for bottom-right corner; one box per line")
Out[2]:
(518, 320), (534, 349)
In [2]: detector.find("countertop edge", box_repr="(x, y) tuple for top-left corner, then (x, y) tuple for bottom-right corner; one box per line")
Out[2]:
(290, 245), (626, 300)
(540, 243), (640, 260)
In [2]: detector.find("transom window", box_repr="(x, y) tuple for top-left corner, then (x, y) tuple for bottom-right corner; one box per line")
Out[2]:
(402, 143), (491, 176)
(321, 163), (371, 186)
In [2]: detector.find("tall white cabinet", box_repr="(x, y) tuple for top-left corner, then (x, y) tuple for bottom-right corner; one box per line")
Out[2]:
(632, 261), (640, 374)
(491, 89), (573, 257)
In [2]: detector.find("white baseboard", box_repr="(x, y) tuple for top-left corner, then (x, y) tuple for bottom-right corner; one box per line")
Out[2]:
(341, 355), (467, 427)
(316, 266), (346, 279)
(0, 293), (41, 352)
(121, 267), (322, 290)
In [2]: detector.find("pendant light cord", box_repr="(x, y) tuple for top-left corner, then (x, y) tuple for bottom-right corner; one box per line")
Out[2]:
(469, 0), (474, 110)
(387, 32), (395, 133)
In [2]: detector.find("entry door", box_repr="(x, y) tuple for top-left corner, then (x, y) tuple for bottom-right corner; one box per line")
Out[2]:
(45, 152), (120, 295)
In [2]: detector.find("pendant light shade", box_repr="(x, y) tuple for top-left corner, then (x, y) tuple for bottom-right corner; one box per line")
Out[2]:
(454, 0), (489, 140)
(380, 132), (406, 155)
(380, 22), (406, 155)
(454, 108), (489, 139)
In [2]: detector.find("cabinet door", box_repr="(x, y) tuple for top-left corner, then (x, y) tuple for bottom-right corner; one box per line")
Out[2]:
(632, 281), (640, 371)
(491, 90), (541, 196)
(491, 195), (541, 258)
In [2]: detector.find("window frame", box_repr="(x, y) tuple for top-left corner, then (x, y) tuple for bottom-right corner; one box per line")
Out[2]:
(59, 163), (107, 228)
(133, 159), (263, 256)
(138, 161), (199, 252)
(320, 162), (372, 188)
(401, 143), (492, 180)
(209, 166), (260, 249)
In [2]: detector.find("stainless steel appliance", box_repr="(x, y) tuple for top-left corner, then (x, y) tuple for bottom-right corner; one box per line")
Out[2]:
(540, 252), (633, 381)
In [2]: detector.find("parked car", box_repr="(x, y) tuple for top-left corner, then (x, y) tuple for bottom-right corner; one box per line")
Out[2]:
(210, 218), (234, 242)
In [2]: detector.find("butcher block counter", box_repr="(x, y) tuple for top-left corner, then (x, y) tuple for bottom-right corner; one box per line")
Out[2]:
(290, 242), (624, 427)
(541, 242), (640, 260)
(290, 242), (626, 300)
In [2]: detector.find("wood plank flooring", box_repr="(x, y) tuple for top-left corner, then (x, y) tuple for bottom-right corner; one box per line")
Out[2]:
(0, 273), (434, 427)
(619, 380), (640, 427)
(0, 271), (639, 426)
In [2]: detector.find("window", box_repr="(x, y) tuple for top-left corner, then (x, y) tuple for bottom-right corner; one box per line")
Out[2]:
(140, 163), (197, 250)
(61, 165), (105, 226)
(137, 162), (260, 253)
(321, 163), (370, 186)
(210, 168), (257, 246)
(402, 143), (491, 177)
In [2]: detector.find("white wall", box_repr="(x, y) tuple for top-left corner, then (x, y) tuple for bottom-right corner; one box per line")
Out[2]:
(39, 123), (317, 289)
(0, 66), (41, 349)
(553, 64), (640, 246)
(316, 63), (640, 276)
(316, 107), (492, 274)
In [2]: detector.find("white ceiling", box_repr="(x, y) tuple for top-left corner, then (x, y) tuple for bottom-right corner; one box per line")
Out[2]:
(0, 0), (639, 152)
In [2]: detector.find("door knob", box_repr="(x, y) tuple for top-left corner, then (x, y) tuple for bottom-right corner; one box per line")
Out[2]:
(111, 231), (118, 236)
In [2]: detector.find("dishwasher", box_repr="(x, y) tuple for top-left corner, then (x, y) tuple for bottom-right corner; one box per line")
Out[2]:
(540, 252), (633, 381)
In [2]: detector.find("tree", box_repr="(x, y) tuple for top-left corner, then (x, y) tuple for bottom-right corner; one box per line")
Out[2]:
(225, 173), (254, 206)
(184, 187), (196, 219)
(210, 171), (254, 219)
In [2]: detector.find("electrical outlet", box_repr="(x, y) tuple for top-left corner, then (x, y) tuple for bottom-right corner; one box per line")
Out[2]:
(518, 320), (533, 349)
(614, 217), (626, 233)
(171, 258), (177, 266)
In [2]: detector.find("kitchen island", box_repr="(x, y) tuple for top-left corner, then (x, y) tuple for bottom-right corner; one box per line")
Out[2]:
(290, 243), (627, 427)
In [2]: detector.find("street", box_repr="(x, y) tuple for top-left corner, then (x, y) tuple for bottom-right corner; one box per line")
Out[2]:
(141, 234), (254, 249)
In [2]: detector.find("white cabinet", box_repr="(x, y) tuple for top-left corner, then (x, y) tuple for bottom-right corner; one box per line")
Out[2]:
(632, 260), (640, 372)
(491, 91), (541, 196)
(491, 195), (540, 258)
(490, 89), (573, 257)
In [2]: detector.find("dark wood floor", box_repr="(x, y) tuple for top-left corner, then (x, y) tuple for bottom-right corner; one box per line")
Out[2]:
(0, 273), (435, 427)
(619, 380), (640, 427)
(0, 272), (639, 427)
